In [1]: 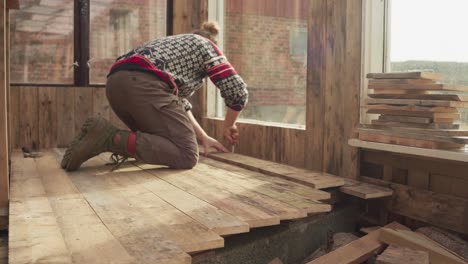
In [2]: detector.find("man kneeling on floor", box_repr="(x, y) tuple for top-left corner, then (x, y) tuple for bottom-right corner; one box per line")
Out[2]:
(61, 21), (248, 171)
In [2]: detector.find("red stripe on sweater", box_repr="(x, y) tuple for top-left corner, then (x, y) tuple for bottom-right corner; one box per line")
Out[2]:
(210, 69), (237, 83)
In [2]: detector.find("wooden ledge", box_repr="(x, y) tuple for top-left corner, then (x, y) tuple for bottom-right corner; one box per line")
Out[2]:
(349, 139), (468, 163)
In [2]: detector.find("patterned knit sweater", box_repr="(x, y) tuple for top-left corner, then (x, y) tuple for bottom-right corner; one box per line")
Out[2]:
(108, 34), (248, 111)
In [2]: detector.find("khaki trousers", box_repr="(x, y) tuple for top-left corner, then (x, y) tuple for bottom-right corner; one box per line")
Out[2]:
(106, 70), (199, 169)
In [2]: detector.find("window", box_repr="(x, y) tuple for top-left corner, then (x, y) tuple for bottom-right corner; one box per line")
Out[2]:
(11, 0), (74, 84)
(89, 0), (167, 84)
(363, 0), (468, 124)
(11, 0), (169, 86)
(208, 0), (308, 127)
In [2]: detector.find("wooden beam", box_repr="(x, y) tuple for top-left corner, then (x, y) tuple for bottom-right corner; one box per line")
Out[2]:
(307, 222), (409, 264)
(360, 176), (468, 235)
(376, 245), (429, 264)
(0, 0), (9, 220)
(379, 228), (466, 264)
(366, 72), (444, 80)
(6, 0), (19, 9)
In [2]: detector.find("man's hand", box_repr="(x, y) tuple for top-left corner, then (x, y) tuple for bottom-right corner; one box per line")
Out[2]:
(224, 124), (239, 145)
(201, 135), (229, 155)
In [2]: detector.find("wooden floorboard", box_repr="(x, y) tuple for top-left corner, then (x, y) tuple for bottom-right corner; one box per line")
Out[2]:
(10, 150), (337, 263)
(66, 156), (223, 254)
(96, 156), (250, 237)
(206, 152), (345, 189)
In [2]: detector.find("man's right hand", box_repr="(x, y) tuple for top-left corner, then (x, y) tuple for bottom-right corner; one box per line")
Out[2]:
(224, 124), (239, 145)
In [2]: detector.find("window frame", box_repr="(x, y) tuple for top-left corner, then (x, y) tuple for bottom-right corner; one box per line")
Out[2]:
(11, 0), (173, 87)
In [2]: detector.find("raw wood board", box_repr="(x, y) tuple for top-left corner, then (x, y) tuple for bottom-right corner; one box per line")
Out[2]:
(369, 83), (468, 92)
(67, 157), (224, 254)
(340, 179), (393, 199)
(371, 120), (461, 129)
(136, 162), (307, 221)
(376, 245), (429, 264)
(367, 109), (460, 119)
(193, 161), (331, 215)
(358, 132), (465, 149)
(360, 124), (468, 137)
(199, 157), (331, 201)
(9, 152), (142, 264)
(306, 222), (409, 264)
(367, 72), (444, 80)
(365, 98), (468, 108)
(362, 104), (458, 113)
(205, 152), (345, 189)
(379, 228), (467, 264)
(378, 115), (432, 124)
(368, 93), (468, 101)
(361, 176), (468, 235)
(96, 156), (250, 237)
(358, 127), (468, 144)
(135, 163), (281, 228)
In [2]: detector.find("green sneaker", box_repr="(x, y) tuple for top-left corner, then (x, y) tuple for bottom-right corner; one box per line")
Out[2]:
(61, 117), (130, 171)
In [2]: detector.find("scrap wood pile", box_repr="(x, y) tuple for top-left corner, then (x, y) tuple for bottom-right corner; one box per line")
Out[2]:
(358, 72), (468, 149)
(302, 223), (468, 264)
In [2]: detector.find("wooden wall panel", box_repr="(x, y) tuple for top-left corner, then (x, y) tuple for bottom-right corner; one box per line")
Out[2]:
(38, 87), (57, 148)
(56, 87), (75, 147)
(0, 0), (8, 214)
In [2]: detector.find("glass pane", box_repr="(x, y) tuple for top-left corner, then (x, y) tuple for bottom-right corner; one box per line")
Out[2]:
(10, 0), (74, 84)
(222, 0), (308, 126)
(90, 0), (167, 84)
(389, 0), (468, 123)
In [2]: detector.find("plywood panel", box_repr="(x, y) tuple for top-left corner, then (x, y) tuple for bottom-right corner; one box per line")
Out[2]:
(56, 87), (75, 147)
(19, 87), (38, 150)
(38, 87), (57, 148)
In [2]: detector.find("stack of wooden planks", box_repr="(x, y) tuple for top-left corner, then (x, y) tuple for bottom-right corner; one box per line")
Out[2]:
(358, 72), (468, 149)
(307, 222), (468, 264)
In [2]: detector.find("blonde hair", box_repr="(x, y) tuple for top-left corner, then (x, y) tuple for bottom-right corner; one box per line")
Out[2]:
(193, 21), (220, 44)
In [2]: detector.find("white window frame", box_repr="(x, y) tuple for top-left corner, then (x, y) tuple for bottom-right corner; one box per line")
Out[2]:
(207, 0), (225, 118)
(360, 0), (390, 123)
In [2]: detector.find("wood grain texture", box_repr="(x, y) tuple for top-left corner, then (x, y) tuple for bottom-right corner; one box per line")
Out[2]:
(376, 245), (429, 264)
(206, 152), (345, 189)
(361, 176), (468, 235)
(368, 93), (468, 101)
(340, 179), (393, 199)
(307, 222), (409, 264)
(379, 228), (466, 264)
(358, 127), (468, 145)
(56, 87), (75, 147)
(0, 0), (8, 213)
(38, 87), (57, 148)
(366, 72), (444, 80)
(359, 132), (465, 149)
(365, 98), (468, 108)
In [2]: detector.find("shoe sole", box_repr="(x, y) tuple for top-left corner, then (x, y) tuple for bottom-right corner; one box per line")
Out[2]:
(60, 117), (98, 169)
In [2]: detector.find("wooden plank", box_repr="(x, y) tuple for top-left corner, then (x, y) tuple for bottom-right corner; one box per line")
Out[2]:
(371, 120), (460, 130)
(359, 132), (464, 149)
(366, 72), (444, 80)
(367, 109), (460, 119)
(9, 152), (73, 264)
(200, 157), (331, 201)
(68, 157), (223, 254)
(365, 98), (468, 108)
(379, 228), (466, 264)
(56, 87), (75, 147)
(92, 87), (110, 120)
(360, 226), (380, 234)
(378, 115), (432, 124)
(369, 79), (435, 85)
(340, 179), (393, 199)
(307, 222), (410, 264)
(363, 104), (458, 113)
(407, 169), (430, 190)
(194, 161), (331, 214)
(6, 0), (19, 9)
(369, 83), (468, 92)
(361, 124), (468, 137)
(0, 0), (8, 218)
(139, 162), (306, 221)
(19, 87), (38, 150)
(206, 152), (345, 189)
(74, 87), (93, 137)
(357, 128), (468, 145)
(368, 93), (468, 101)
(96, 156), (250, 236)
(38, 87), (57, 148)
(136, 163), (281, 228)
(376, 245), (429, 264)
(34, 153), (140, 263)
(360, 176), (468, 235)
